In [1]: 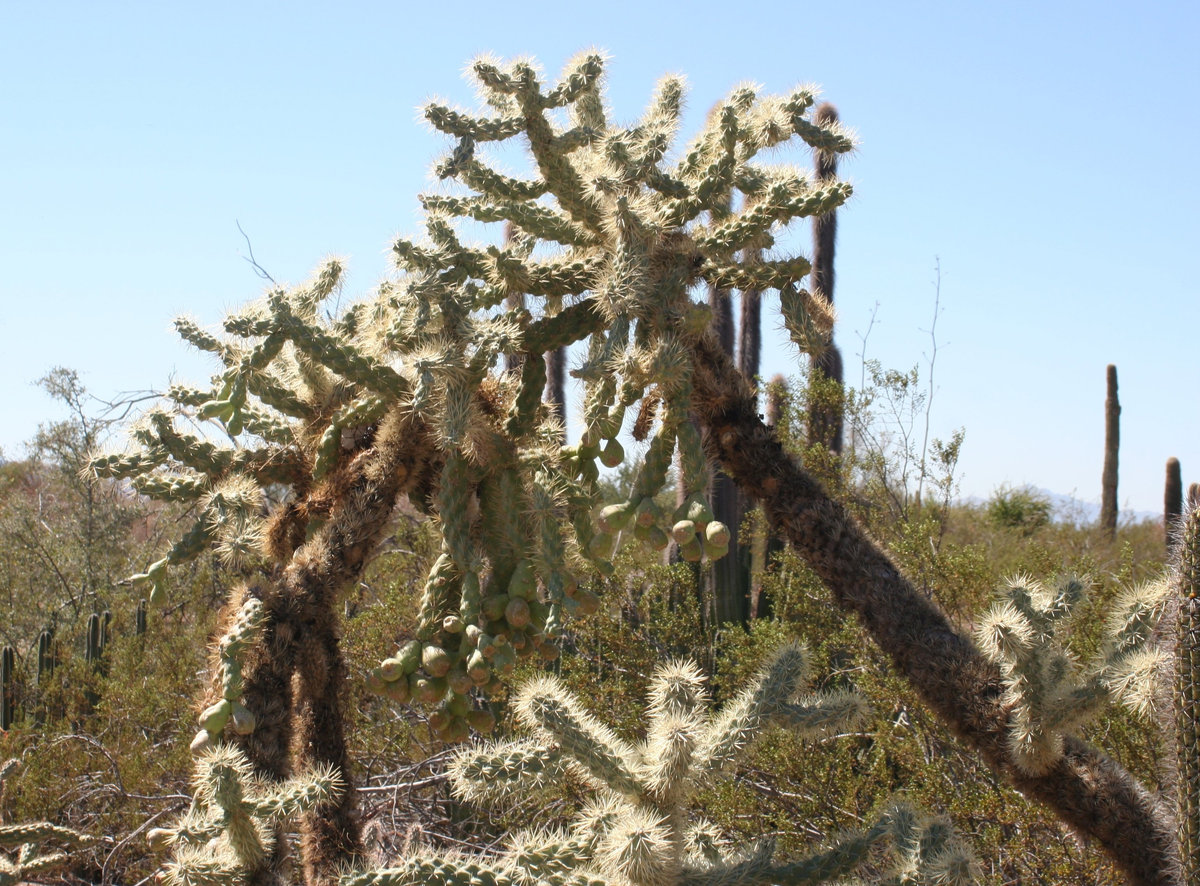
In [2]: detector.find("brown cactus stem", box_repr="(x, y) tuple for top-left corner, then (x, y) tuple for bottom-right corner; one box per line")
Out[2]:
(227, 408), (436, 886)
(688, 333), (1178, 886)
(1101, 364), (1120, 540)
(1166, 457), (1183, 538)
(808, 102), (844, 455)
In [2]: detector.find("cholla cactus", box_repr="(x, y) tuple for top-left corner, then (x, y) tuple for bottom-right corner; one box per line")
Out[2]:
(0, 759), (90, 886)
(191, 596), (264, 754)
(975, 573), (1169, 775)
(148, 745), (343, 886)
(347, 644), (976, 886)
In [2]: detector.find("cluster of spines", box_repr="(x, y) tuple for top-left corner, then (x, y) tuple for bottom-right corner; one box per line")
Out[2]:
(0, 759), (90, 886)
(347, 645), (975, 886)
(147, 745), (343, 885)
(190, 597), (264, 754)
(975, 573), (1169, 774)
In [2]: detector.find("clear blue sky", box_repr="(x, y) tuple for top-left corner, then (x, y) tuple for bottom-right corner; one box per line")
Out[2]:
(2, 1), (1196, 513)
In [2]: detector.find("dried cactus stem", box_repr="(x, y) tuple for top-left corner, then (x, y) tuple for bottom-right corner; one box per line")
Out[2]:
(1101, 364), (1120, 540)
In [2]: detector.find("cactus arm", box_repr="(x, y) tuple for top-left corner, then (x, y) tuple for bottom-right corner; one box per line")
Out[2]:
(343, 856), (515, 886)
(687, 331), (1178, 886)
(448, 740), (569, 803)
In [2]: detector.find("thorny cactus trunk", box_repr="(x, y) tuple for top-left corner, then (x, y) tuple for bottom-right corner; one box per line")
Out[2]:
(807, 102), (844, 455)
(545, 346), (568, 435)
(1177, 506), (1200, 884)
(1101, 363), (1120, 540)
(688, 333), (1179, 886)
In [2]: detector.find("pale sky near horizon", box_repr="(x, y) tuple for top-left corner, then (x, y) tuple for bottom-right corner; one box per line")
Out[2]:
(1, 2), (1196, 514)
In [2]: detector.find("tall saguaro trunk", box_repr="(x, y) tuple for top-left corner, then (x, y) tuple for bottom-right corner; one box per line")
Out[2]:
(808, 102), (845, 454)
(1166, 457), (1183, 539)
(1101, 364), (1120, 539)
(708, 275), (745, 625)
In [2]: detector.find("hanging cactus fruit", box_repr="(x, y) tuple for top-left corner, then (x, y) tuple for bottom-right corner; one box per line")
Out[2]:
(192, 596), (264, 753)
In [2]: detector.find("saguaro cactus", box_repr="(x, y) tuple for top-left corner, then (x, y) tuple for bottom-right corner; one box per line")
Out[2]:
(349, 645), (976, 886)
(1166, 457), (1183, 536)
(1177, 506), (1200, 883)
(0, 648), (13, 732)
(807, 102), (844, 455)
(1100, 364), (1120, 539)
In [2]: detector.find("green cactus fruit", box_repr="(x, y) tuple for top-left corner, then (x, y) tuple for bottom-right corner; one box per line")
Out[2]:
(466, 709), (496, 734)
(493, 644), (517, 675)
(467, 650), (490, 684)
(703, 537), (730, 561)
(441, 716), (470, 743)
(447, 666), (473, 696)
(680, 536), (704, 562)
(705, 520), (731, 547)
(580, 458), (600, 484)
(443, 615), (464, 633)
(672, 520), (697, 544)
(540, 641), (561, 662)
(506, 596), (532, 628)
(684, 492), (715, 529)
(385, 677), (412, 704)
(508, 560), (536, 599)
(510, 630), (528, 650)
(397, 640), (422, 674)
(190, 729), (213, 755)
(482, 594), (510, 622)
(464, 624), (482, 648)
(588, 532), (617, 559)
(487, 619), (511, 641)
(200, 699), (232, 734)
(599, 438), (625, 468)
(598, 500), (636, 533)
(410, 675), (448, 704)
(447, 693), (470, 718)
(478, 632), (498, 657)
(574, 588), (601, 616)
(579, 440), (602, 460)
(366, 668), (387, 694)
(229, 702), (256, 735)
(380, 657), (405, 682)
(581, 426), (602, 448)
(429, 708), (450, 732)
(634, 523), (669, 551)
(482, 675), (506, 699)
(635, 496), (663, 528)
(422, 645), (452, 678)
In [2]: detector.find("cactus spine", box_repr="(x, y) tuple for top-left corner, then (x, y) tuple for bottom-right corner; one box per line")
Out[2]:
(0, 648), (13, 732)
(0, 759), (90, 885)
(1177, 506), (1200, 882)
(1100, 364), (1120, 539)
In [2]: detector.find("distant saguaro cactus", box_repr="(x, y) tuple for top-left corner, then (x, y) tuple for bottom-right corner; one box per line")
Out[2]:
(1166, 457), (1183, 535)
(1100, 364), (1120, 539)
(1176, 506), (1200, 883)
(349, 645), (977, 886)
(36, 631), (53, 687)
(0, 648), (13, 732)
(135, 599), (147, 637)
(807, 102), (844, 455)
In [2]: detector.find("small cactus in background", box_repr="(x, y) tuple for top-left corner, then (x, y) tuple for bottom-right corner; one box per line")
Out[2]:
(135, 599), (148, 637)
(1100, 364), (1120, 540)
(0, 649), (13, 732)
(1176, 505), (1200, 882)
(1166, 456), (1183, 537)
(148, 745), (343, 886)
(348, 644), (976, 886)
(976, 573), (1168, 774)
(0, 759), (90, 886)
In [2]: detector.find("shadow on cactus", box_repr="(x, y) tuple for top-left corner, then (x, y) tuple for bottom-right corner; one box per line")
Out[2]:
(0, 759), (91, 886)
(975, 573), (1169, 775)
(347, 644), (978, 886)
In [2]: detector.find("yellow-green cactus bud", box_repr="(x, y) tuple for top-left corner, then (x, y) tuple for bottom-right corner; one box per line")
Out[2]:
(466, 709), (496, 734)
(441, 717), (470, 744)
(705, 521), (730, 547)
(447, 666), (473, 696)
(366, 668), (386, 694)
(508, 560), (536, 599)
(589, 532), (617, 559)
(200, 699), (232, 734)
(411, 675), (448, 704)
(482, 594), (510, 623)
(599, 438), (625, 468)
(672, 520), (697, 545)
(598, 500), (636, 533)
(443, 615), (465, 634)
(397, 640), (422, 675)
(385, 677), (411, 704)
(447, 693), (470, 718)
(467, 650), (490, 683)
(635, 496), (663, 528)
(703, 537), (729, 561)
(190, 729), (213, 755)
(635, 523), (669, 551)
(380, 658), (405, 682)
(680, 537), (703, 562)
(229, 702), (256, 735)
